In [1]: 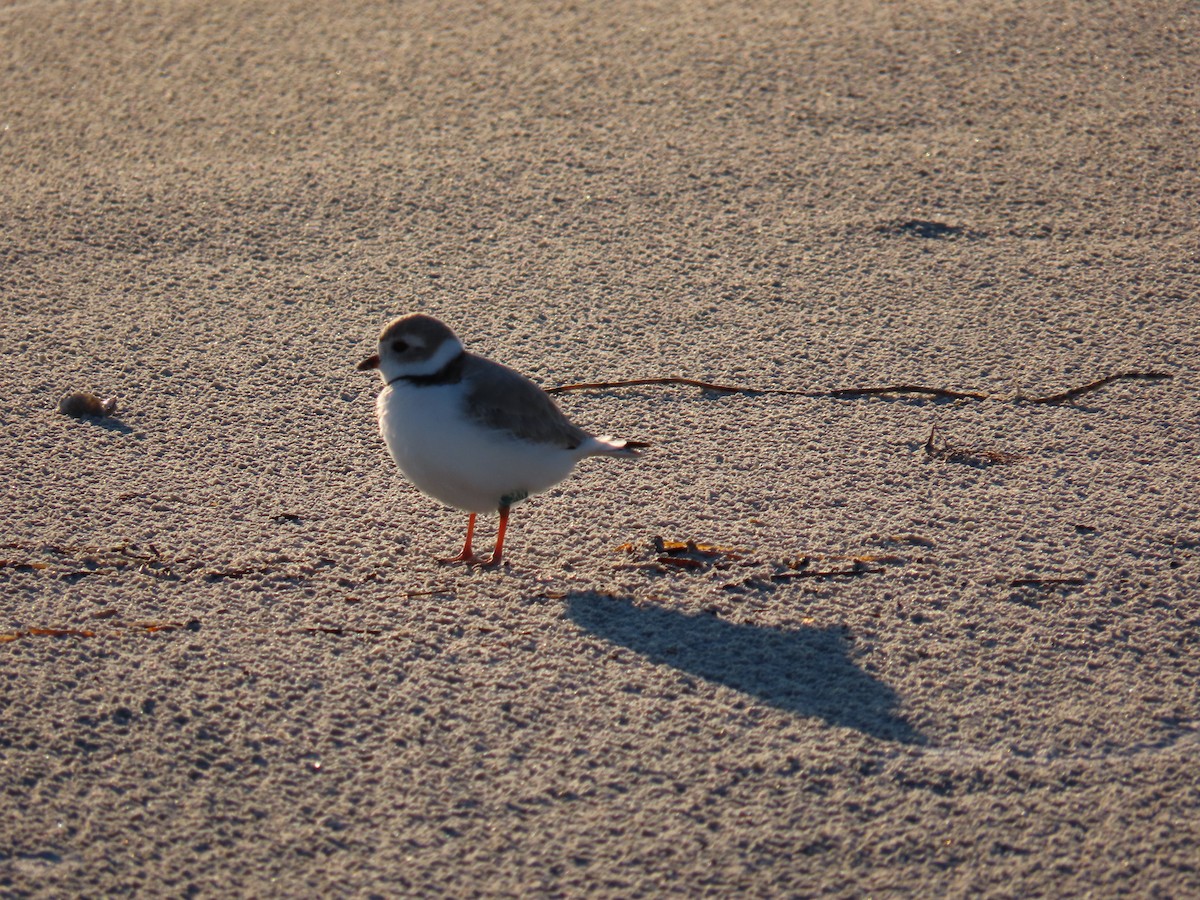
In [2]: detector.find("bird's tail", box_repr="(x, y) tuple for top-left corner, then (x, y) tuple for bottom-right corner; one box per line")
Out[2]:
(588, 436), (650, 458)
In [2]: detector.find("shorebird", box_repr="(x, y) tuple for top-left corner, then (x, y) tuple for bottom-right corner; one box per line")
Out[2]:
(359, 313), (647, 565)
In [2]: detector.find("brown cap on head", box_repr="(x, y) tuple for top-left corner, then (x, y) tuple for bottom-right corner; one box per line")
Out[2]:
(358, 314), (460, 372)
(378, 313), (458, 349)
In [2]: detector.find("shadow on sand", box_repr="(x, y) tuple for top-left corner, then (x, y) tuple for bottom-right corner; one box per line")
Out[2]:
(566, 592), (922, 744)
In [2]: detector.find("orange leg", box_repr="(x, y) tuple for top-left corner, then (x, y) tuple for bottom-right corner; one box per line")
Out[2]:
(481, 505), (510, 567)
(438, 512), (477, 564)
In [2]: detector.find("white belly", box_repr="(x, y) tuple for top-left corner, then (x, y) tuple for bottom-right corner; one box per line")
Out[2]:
(377, 383), (580, 513)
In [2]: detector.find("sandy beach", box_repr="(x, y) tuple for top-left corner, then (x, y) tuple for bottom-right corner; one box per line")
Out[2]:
(3, 0), (1198, 894)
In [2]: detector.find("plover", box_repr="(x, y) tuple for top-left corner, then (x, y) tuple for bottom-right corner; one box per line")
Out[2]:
(358, 314), (647, 566)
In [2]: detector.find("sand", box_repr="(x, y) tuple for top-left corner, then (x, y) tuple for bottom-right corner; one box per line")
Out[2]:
(2, 0), (1198, 895)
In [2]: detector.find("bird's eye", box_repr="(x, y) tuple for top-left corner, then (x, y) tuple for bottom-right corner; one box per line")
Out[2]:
(391, 339), (409, 353)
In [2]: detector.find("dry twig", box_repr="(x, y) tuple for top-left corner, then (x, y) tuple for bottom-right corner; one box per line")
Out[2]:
(1015, 372), (1172, 405)
(1011, 576), (1089, 588)
(816, 384), (988, 401)
(770, 560), (885, 581)
(548, 371), (1171, 405)
(547, 376), (776, 395)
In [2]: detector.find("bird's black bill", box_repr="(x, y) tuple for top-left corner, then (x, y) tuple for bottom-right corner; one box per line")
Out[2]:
(357, 353), (380, 371)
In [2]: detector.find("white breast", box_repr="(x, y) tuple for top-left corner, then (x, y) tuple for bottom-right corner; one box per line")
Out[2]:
(377, 382), (581, 513)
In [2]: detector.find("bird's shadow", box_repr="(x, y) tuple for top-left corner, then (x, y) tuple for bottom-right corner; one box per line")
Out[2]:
(73, 415), (135, 436)
(566, 593), (922, 744)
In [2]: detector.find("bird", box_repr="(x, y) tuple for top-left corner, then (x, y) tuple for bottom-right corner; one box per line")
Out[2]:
(358, 313), (648, 566)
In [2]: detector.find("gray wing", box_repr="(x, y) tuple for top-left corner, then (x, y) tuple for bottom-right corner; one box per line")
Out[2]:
(460, 354), (591, 450)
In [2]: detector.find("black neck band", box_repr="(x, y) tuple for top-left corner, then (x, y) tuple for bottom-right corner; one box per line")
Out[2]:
(387, 351), (467, 388)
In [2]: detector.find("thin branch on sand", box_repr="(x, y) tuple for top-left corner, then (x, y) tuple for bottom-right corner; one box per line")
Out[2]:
(1014, 371), (1172, 405)
(816, 384), (988, 401)
(547, 371), (1171, 405)
(546, 376), (767, 395)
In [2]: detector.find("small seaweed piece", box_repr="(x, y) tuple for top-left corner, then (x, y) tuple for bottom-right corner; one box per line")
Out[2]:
(925, 425), (1022, 466)
(57, 391), (118, 418)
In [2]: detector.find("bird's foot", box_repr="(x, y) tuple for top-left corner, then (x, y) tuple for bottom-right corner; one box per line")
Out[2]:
(436, 549), (504, 567)
(437, 550), (479, 565)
